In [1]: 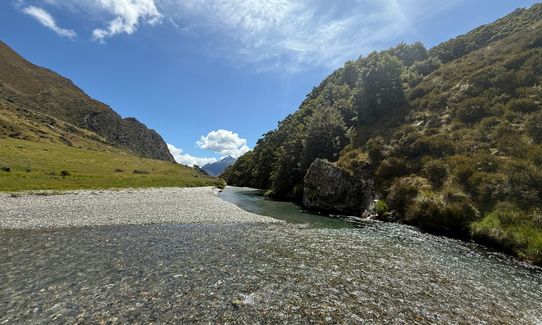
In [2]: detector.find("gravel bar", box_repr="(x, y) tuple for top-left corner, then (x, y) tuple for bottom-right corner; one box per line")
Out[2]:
(0, 187), (279, 229)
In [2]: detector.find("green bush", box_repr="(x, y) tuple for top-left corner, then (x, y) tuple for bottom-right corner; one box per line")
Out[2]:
(471, 204), (542, 265)
(527, 111), (542, 144)
(366, 137), (385, 164)
(405, 189), (479, 235)
(387, 176), (431, 214)
(408, 136), (456, 159)
(375, 157), (410, 182)
(337, 146), (369, 172)
(422, 160), (448, 188)
(455, 98), (489, 123)
(506, 98), (539, 113)
(528, 146), (542, 166)
(374, 200), (389, 216)
(467, 172), (508, 204)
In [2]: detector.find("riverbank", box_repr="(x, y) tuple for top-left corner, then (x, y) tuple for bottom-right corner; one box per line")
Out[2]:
(0, 187), (278, 229)
(1, 186), (541, 323)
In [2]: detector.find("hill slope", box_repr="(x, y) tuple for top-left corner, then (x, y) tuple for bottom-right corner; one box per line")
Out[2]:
(0, 41), (173, 162)
(0, 137), (222, 192)
(224, 3), (542, 264)
(0, 41), (225, 191)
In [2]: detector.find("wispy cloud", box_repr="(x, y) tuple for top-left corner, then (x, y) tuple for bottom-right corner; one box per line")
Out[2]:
(167, 144), (217, 167)
(91, 0), (162, 42)
(17, 0), (462, 68)
(23, 0), (161, 42)
(21, 5), (76, 38)
(161, 0), (462, 70)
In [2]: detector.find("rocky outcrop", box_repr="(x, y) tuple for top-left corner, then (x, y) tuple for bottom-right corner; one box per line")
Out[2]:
(84, 112), (174, 162)
(303, 158), (374, 215)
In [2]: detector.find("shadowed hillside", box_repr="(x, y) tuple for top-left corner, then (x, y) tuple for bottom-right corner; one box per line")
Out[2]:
(224, 3), (542, 264)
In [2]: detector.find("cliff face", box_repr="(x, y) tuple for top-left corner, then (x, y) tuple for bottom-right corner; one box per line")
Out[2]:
(0, 41), (174, 162)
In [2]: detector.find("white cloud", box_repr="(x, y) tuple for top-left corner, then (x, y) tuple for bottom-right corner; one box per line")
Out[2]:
(24, 0), (161, 42)
(197, 130), (250, 158)
(91, 0), (162, 42)
(21, 6), (76, 38)
(167, 144), (217, 167)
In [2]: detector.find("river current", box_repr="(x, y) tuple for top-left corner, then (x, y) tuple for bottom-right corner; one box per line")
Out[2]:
(1, 186), (541, 323)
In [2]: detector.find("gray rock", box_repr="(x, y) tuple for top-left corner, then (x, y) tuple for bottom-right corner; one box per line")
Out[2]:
(303, 158), (373, 215)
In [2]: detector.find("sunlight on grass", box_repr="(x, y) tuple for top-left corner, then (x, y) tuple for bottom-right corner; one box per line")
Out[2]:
(0, 138), (224, 192)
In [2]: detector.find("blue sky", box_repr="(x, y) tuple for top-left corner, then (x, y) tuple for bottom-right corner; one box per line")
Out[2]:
(1, 0), (539, 165)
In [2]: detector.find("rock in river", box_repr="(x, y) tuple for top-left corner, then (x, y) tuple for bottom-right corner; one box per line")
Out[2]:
(303, 158), (374, 215)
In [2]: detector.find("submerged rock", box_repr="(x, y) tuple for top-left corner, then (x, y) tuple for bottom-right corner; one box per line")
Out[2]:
(303, 158), (373, 215)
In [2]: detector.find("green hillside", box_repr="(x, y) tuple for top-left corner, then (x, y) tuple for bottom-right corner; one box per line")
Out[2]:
(0, 137), (223, 192)
(224, 4), (542, 264)
(0, 43), (223, 192)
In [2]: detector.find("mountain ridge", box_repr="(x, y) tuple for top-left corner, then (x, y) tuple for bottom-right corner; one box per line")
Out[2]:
(202, 156), (236, 177)
(0, 40), (174, 162)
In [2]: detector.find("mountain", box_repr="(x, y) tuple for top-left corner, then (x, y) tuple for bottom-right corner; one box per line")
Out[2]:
(202, 156), (236, 177)
(0, 41), (174, 162)
(0, 40), (225, 191)
(224, 4), (542, 264)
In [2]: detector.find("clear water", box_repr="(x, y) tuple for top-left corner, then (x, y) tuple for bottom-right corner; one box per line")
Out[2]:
(1, 187), (541, 323)
(218, 186), (353, 228)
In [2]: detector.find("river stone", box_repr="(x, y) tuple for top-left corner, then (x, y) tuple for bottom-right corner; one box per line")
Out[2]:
(303, 158), (374, 215)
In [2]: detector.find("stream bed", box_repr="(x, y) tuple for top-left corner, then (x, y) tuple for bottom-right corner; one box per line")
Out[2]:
(1, 186), (541, 323)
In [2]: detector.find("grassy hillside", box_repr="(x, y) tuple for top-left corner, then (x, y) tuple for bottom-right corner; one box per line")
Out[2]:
(0, 137), (223, 192)
(0, 41), (220, 192)
(224, 3), (542, 264)
(0, 41), (174, 161)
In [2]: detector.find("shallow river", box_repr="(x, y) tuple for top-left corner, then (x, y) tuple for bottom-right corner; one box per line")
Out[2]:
(1, 187), (541, 324)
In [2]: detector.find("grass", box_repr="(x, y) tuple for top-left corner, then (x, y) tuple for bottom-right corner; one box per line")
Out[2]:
(470, 206), (542, 265)
(0, 137), (224, 192)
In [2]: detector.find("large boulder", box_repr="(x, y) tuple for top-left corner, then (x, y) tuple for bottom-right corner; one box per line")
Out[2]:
(303, 158), (374, 215)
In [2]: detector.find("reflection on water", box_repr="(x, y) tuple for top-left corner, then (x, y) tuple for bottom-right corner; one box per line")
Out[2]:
(219, 186), (353, 228)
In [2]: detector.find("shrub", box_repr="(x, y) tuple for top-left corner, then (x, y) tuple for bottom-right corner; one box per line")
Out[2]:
(375, 157), (410, 183)
(528, 146), (542, 166)
(422, 160), (448, 188)
(133, 169), (149, 174)
(1, 166), (11, 172)
(408, 136), (455, 159)
(387, 176), (431, 214)
(366, 137), (385, 164)
(60, 170), (71, 177)
(216, 179), (226, 190)
(527, 111), (542, 144)
(337, 146), (369, 172)
(374, 200), (389, 217)
(455, 98), (489, 123)
(506, 98), (539, 113)
(471, 204), (542, 265)
(114, 168), (124, 173)
(405, 189), (479, 236)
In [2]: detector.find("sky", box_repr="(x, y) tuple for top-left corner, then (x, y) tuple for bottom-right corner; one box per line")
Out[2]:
(0, 0), (540, 166)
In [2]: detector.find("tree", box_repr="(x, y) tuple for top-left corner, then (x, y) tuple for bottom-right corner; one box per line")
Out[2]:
(356, 53), (406, 124)
(302, 107), (348, 169)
